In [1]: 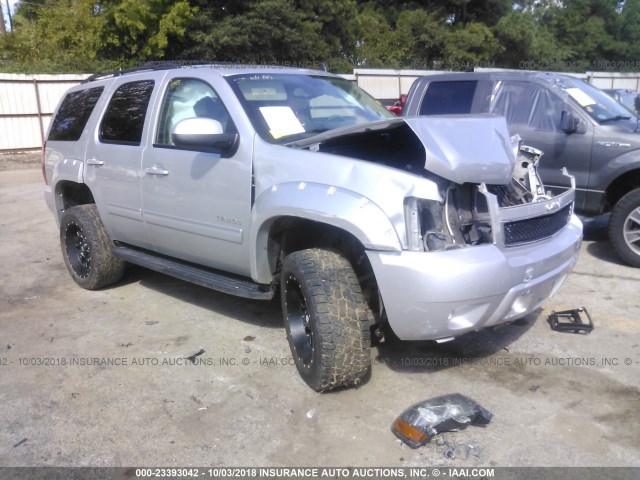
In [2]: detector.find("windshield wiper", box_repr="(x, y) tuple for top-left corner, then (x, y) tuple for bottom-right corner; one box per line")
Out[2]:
(600, 115), (632, 123)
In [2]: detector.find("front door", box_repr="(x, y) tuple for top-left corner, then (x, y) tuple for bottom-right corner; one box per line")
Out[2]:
(140, 76), (253, 276)
(489, 80), (594, 210)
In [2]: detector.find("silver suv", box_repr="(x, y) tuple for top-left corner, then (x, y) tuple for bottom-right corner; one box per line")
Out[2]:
(43, 65), (582, 391)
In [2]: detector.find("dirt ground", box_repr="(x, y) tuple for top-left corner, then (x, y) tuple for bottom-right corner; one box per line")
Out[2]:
(0, 157), (639, 469)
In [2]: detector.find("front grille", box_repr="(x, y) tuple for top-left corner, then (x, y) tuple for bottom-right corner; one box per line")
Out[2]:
(503, 204), (572, 247)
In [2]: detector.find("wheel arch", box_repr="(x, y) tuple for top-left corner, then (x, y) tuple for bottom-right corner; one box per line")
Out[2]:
(249, 183), (402, 284)
(604, 168), (640, 212)
(54, 181), (96, 222)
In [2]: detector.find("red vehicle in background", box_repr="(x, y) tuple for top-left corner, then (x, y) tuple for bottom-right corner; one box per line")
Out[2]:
(384, 94), (407, 115)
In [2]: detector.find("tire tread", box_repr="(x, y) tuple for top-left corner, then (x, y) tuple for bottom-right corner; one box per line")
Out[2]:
(282, 248), (371, 391)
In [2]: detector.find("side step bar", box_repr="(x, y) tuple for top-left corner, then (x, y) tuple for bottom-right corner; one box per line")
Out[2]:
(112, 244), (275, 300)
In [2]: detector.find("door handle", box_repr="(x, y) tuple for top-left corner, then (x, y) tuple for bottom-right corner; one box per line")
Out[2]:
(145, 166), (170, 176)
(86, 158), (104, 166)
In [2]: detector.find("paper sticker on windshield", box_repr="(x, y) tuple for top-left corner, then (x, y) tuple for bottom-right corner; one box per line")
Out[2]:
(259, 106), (305, 139)
(566, 88), (596, 107)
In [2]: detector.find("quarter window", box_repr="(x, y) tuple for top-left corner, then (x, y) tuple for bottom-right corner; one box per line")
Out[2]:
(100, 80), (154, 145)
(48, 87), (104, 141)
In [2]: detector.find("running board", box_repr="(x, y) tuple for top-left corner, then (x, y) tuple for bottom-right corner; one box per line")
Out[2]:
(112, 244), (275, 300)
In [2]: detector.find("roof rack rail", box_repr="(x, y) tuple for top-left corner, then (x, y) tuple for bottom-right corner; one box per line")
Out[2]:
(83, 60), (215, 83)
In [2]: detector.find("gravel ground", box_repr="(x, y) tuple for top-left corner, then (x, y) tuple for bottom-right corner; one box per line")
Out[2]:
(0, 152), (41, 172)
(0, 166), (638, 470)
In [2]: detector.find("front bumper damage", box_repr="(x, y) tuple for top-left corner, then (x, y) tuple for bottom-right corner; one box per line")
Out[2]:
(367, 187), (582, 341)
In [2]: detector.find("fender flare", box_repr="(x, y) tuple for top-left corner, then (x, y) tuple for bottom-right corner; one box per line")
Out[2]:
(250, 182), (402, 283)
(597, 149), (640, 188)
(49, 157), (86, 223)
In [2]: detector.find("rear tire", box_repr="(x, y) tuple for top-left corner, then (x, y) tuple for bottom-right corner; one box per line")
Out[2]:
(60, 204), (125, 289)
(281, 249), (372, 392)
(609, 189), (640, 268)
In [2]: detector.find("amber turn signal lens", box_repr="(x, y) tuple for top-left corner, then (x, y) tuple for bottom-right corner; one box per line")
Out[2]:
(391, 418), (428, 448)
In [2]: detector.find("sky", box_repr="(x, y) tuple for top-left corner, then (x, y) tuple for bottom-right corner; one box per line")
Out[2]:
(2, 0), (18, 31)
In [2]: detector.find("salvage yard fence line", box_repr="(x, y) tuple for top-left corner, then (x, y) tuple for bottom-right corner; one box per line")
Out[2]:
(2, 70), (640, 153)
(0, 73), (89, 152)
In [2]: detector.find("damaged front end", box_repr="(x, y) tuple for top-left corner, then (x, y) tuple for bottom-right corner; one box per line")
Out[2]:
(289, 114), (581, 340)
(292, 114), (576, 252)
(405, 141), (576, 253)
(398, 115), (577, 253)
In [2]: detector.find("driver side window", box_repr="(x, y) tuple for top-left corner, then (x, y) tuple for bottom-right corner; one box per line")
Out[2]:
(490, 81), (560, 132)
(156, 78), (233, 146)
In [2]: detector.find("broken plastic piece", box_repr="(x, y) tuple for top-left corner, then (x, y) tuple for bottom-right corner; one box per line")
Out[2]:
(186, 348), (205, 364)
(391, 394), (493, 448)
(548, 307), (593, 334)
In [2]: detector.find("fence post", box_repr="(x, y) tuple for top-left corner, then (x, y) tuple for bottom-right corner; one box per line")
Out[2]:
(33, 78), (45, 148)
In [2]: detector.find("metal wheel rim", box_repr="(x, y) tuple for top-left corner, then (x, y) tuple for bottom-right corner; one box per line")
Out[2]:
(285, 274), (314, 366)
(65, 222), (91, 278)
(623, 206), (640, 256)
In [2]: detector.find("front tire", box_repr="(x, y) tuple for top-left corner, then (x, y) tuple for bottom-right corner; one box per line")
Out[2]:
(281, 249), (372, 392)
(609, 189), (640, 268)
(60, 204), (125, 289)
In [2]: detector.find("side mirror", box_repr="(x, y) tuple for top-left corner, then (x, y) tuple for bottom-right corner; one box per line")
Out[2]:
(634, 94), (640, 115)
(171, 118), (238, 153)
(561, 110), (580, 134)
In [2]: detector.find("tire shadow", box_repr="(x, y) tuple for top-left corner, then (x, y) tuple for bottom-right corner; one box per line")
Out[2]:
(580, 214), (609, 242)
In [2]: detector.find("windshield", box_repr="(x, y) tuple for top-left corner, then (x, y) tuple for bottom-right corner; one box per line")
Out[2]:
(614, 90), (639, 113)
(227, 73), (394, 143)
(560, 77), (635, 123)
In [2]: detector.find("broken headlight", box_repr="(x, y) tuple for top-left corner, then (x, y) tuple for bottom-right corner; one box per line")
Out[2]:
(404, 184), (493, 252)
(391, 393), (493, 448)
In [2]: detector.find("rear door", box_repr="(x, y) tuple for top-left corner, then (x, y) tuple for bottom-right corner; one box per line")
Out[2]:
(84, 76), (159, 249)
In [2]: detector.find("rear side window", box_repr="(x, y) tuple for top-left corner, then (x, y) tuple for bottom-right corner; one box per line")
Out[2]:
(100, 80), (154, 145)
(48, 87), (104, 141)
(420, 81), (477, 115)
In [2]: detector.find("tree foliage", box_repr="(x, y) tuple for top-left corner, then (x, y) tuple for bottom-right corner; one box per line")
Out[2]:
(1, 0), (640, 73)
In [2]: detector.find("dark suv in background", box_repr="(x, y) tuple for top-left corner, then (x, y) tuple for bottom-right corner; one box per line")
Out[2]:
(403, 71), (640, 267)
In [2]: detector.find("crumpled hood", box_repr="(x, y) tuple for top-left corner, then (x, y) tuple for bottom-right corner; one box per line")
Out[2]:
(403, 114), (516, 184)
(290, 114), (516, 185)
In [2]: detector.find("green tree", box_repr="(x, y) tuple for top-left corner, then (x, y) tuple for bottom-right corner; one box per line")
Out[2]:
(493, 9), (567, 69)
(393, 8), (446, 68)
(99, 0), (197, 62)
(296, 0), (357, 59)
(543, 0), (624, 69)
(1, 0), (196, 71)
(1, 0), (104, 70)
(178, 0), (328, 64)
(352, 4), (396, 68)
(618, 0), (640, 69)
(443, 21), (502, 68)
